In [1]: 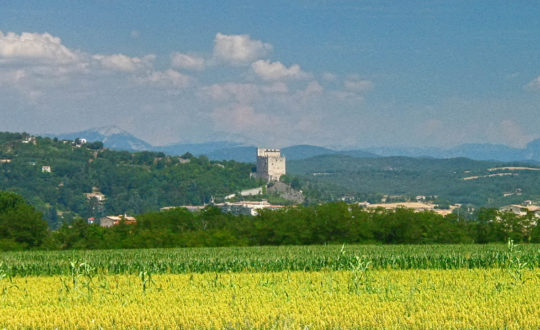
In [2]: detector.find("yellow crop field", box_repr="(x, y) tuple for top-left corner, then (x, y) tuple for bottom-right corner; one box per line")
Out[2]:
(0, 268), (539, 328)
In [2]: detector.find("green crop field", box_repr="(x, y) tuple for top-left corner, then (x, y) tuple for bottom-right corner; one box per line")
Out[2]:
(1, 243), (539, 276)
(1, 243), (539, 327)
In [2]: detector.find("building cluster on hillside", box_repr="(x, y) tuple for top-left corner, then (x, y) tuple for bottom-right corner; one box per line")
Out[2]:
(85, 187), (106, 202)
(22, 136), (36, 144)
(98, 214), (137, 227)
(161, 200), (287, 216)
(499, 201), (540, 218)
(358, 201), (459, 216)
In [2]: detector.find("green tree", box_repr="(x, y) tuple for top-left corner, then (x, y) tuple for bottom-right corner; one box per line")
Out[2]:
(0, 191), (48, 249)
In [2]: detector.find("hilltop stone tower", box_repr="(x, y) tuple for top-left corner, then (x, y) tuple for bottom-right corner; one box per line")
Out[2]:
(256, 148), (286, 181)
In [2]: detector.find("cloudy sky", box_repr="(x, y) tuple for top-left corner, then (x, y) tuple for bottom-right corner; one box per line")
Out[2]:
(1, 1), (540, 148)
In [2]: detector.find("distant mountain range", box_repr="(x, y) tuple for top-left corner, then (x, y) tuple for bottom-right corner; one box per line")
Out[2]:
(53, 126), (153, 152)
(365, 142), (540, 163)
(49, 126), (540, 163)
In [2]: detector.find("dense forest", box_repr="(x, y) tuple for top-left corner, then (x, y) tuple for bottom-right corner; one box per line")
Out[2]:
(2, 190), (539, 251)
(0, 132), (260, 228)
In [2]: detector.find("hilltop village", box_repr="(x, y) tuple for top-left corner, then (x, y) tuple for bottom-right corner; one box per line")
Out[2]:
(92, 147), (540, 227)
(2, 132), (540, 249)
(156, 148), (290, 219)
(89, 148), (291, 226)
(3, 132), (540, 230)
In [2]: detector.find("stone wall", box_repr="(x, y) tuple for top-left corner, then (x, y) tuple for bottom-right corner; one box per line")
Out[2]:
(256, 148), (286, 181)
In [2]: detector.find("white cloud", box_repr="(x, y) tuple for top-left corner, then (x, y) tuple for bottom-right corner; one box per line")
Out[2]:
(251, 60), (309, 81)
(331, 90), (365, 102)
(291, 81), (324, 105)
(344, 79), (374, 92)
(0, 30), (374, 147)
(322, 72), (337, 81)
(170, 52), (205, 70)
(210, 103), (284, 143)
(201, 82), (260, 104)
(0, 30), (78, 63)
(211, 104), (266, 130)
(304, 81), (323, 95)
(130, 30), (140, 39)
(525, 76), (540, 91)
(213, 33), (272, 65)
(143, 69), (191, 88)
(0, 69), (26, 86)
(261, 82), (289, 94)
(93, 54), (154, 72)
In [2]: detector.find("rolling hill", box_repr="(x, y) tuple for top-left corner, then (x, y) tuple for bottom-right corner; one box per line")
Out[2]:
(288, 154), (540, 207)
(0, 132), (258, 228)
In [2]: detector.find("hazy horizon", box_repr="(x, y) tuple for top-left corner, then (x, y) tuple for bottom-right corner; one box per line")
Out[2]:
(31, 124), (538, 151)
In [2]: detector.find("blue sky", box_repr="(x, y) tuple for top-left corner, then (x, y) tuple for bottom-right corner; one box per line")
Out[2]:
(1, 1), (540, 148)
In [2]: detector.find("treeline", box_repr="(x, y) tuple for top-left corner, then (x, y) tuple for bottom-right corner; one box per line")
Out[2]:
(2, 190), (539, 250)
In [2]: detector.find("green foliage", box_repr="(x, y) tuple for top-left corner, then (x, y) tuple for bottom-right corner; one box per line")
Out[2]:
(40, 201), (539, 250)
(1, 188), (539, 252)
(0, 191), (48, 249)
(288, 154), (540, 207)
(1, 244), (539, 276)
(0, 132), (258, 227)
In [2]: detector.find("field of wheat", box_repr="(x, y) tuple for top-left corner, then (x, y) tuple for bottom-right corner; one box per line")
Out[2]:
(0, 243), (539, 328)
(0, 269), (538, 328)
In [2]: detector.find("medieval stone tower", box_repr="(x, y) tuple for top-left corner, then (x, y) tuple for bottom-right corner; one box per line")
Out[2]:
(256, 148), (286, 181)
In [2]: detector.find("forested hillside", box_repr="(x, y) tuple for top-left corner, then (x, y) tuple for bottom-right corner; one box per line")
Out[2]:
(288, 154), (540, 207)
(0, 132), (259, 227)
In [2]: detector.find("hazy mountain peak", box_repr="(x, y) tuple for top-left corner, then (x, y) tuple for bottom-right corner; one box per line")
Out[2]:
(53, 126), (152, 152)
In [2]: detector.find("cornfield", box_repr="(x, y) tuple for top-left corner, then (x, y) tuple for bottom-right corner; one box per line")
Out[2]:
(1, 244), (539, 276)
(0, 243), (538, 327)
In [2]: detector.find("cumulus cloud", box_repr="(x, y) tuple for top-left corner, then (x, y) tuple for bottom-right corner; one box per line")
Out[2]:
(291, 81), (324, 105)
(142, 69), (191, 88)
(93, 54), (154, 72)
(251, 60), (309, 81)
(0, 30), (78, 63)
(344, 79), (374, 93)
(525, 76), (540, 91)
(0, 69), (26, 86)
(0, 30), (156, 78)
(170, 52), (205, 70)
(213, 33), (272, 65)
(211, 104), (268, 130)
(0, 30), (373, 147)
(201, 82), (260, 104)
(261, 82), (289, 94)
(304, 81), (323, 95)
(322, 72), (337, 81)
